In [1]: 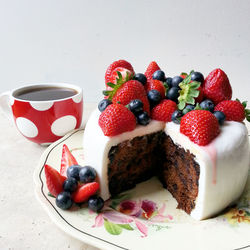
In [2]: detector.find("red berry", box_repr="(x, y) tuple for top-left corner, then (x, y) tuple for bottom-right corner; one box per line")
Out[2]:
(195, 85), (204, 103)
(203, 68), (232, 105)
(145, 79), (166, 99)
(60, 144), (78, 177)
(180, 110), (220, 146)
(72, 182), (100, 203)
(151, 99), (177, 122)
(145, 61), (161, 81)
(214, 100), (245, 122)
(45, 164), (67, 197)
(98, 103), (136, 136)
(105, 60), (134, 85)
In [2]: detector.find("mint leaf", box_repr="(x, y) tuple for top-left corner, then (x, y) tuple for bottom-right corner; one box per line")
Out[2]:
(104, 220), (123, 235)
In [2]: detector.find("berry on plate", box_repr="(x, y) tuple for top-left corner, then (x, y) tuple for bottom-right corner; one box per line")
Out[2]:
(45, 164), (67, 197)
(88, 196), (104, 212)
(56, 192), (73, 210)
(98, 103), (136, 136)
(145, 79), (166, 99)
(151, 99), (177, 122)
(66, 165), (82, 180)
(63, 177), (78, 193)
(203, 68), (232, 105)
(180, 110), (220, 146)
(79, 166), (97, 183)
(144, 61), (161, 80)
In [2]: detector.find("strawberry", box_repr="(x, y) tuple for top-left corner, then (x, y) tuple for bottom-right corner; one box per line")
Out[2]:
(44, 164), (66, 197)
(60, 144), (78, 177)
(98, 103), (136, 136)
(105, 60), (134, 85)
(203, 68), (232, 105)
(214, 100), (247, 122)
(72, 182), (100, 203)
(145, 79), (166, 99)
(195, 86), (204, 103)
(145, 61), (161, 81)
(151, 99), (177, 122)
(180, 110), (220, 146)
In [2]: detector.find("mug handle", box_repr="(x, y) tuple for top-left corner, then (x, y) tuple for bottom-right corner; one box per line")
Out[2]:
(0, 91), (14, 122)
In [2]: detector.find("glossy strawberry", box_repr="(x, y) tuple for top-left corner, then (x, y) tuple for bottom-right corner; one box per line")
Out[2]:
(60, 144), (78, 177)
(105, 60), (134, 85)
(151, 99), (177, 122)
(180, 110), (220, 146)
(72, 182), (100, 203)
(214, 100), (246, 122)
(98, 103), (136, 136)
(45, 164), (67, 197)
(203, 68), (232, 105)
(145, 61), (161, 80)
(195, 86), (204, 103)
(145, 79), (166, 99)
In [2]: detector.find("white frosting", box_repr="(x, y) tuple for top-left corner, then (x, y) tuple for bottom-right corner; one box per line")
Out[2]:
(83, 108), (250, 220)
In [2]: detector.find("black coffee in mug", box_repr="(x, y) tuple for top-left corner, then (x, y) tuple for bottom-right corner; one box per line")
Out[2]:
(15, 86), (78, 101)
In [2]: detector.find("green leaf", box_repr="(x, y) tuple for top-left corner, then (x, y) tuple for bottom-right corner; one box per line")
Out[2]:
(180, 72), (187, 76)
(103, 90), (111, 96)
(106, 82), (116, 88)
(194, 103), (202, 110)
(104, 220), (123, 235)
(178, 101), (186, 110)
(118, 224), (134, 230)
(48, 192), (55, 198)
(242, 101), (247, 108)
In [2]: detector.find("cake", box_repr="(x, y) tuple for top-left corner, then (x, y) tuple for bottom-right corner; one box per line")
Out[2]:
(83, 60), (250, 220)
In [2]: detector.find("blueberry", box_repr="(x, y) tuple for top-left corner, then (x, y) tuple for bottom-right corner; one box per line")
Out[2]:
(63, 178), (78, 193)
(152, 70), (166, 82)
(66, 165), (81, 180)
(165, 77), (172, 88)
(214, 111), (226, 125)
(98, 99), (112, 112)
(171, 110), (183, 124)
(79, 166), (97, 183)
(191, 71), (204, 83)
(88, 196), (104, 212)
(128, 99), (144, 114)
(200, 99), (214, 112)
(171, 76), (183, 88)
(166, 87), (179, 102)
(147, 90), (161, 106)
(134, 73), (147, 85)
(182, 104), (195, 115)
(56, 192), (73, 210)
(136, 111), (150, 126)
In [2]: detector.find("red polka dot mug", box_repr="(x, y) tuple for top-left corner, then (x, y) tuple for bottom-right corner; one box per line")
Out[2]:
(0, 83), (83, 145)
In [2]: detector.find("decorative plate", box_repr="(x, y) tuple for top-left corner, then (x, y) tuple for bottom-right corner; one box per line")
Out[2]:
(34, 129), (250, 250)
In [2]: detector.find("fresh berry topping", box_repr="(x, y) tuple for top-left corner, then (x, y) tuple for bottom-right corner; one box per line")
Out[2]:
(145, 61), (161, 80)
(195, 86), (204, 103)
(182, 104), (195, 115)
(137, 111), (150, 125)
(107, 67), (133, 89)
(147, 89), (161, 106)
(165, 77), (172, 88)
(191, 71), (204, 83)
(145, 79), (166, 99)
(105, 60), (134, 85)
(203, 68), (232, 105)
(45, 164), (67, 197)
(79, 166), (97, 183)
(180, 73), (188, 79)
(66, 165), (81, 180)
(200, 99), (215, 112)
(180, 110), (220, 146)
(166, 87), (179, 102)
(63, 178), (78, 193)
(98, 103), (136, 136)
(128, 99), (144, 114)
(98, 99), (112, 112)
(151, 99), (177, 122)
(56, 192), (73, 210)
(88, 196), (105, 213)
(134, 73), (147, 85)
(60, 144), (78, 177)
(152, 70), (166, 82)
(214, 100), (246, 122)
(171, 110), (183, 124)
(213, 111), (226, 125)
(72, 182), (100, 203)
(171, 76), (183, 88)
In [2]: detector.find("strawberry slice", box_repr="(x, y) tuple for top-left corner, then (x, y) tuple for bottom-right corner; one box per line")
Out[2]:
(60, 144), (78, 177)
(44, 164), (67, 197)
(72, 182), (100, 203)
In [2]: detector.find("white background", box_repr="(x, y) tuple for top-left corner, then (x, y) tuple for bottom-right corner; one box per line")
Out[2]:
(0, 0), (250, 103)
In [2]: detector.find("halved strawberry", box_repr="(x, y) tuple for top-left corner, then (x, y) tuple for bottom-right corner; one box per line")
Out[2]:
(60, 144), (78, 177)
(44, 164), (67, 197)
(145, 61), (161, 81)
(72, 182), (100, 203)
